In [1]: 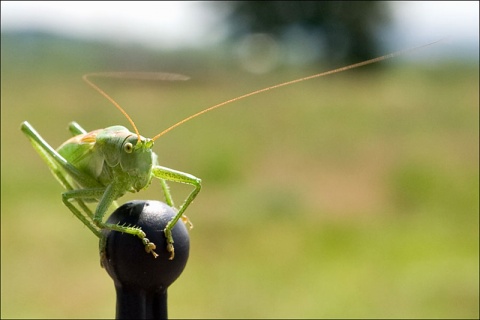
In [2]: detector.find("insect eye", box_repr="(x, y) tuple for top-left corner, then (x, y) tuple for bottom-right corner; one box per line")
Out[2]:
(124, 142), (133, 153)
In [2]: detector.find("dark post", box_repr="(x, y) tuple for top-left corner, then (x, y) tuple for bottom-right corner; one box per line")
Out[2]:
(100, 200), (190, 319)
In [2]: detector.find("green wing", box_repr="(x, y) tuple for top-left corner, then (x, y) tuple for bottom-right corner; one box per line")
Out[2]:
(57, 130), (107, 188)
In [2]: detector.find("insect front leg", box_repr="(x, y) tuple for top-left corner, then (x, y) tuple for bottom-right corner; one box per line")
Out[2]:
(63, 183), (159, 258)
(152, 166), (202, 260)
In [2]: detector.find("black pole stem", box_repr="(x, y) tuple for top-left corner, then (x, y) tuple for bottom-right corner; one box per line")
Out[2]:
(100, 200), (190, 320)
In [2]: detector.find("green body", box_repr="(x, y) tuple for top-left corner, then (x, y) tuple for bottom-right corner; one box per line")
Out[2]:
(58, 126), (155, 195)
(21, 121), (201, 259)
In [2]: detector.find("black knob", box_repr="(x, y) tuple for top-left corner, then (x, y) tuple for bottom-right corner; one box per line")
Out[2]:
(100, 200), (190, 319)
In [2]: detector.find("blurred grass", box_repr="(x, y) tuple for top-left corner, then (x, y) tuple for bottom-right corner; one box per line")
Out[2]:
(1, 33), (479, 318)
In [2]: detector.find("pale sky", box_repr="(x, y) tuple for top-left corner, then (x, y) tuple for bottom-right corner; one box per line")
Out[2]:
(1, 1), (230, 49)
(1, 1), (479, 57)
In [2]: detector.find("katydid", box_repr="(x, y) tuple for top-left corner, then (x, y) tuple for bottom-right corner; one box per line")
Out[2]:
(21, 41), (438, 260)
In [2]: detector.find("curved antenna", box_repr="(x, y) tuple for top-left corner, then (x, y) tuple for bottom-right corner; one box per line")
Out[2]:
(83, 72), (190, 144)
(83, 73), (142, 144)
(152, 40), (442, 142)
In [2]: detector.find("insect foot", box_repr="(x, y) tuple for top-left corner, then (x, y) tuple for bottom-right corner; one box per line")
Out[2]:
(164, 227), (176, 260)
(142, 238), (159, 258)
(102, 200), (190, 262)
(181, 214), (194, 229)
(167, 242), (175, 260)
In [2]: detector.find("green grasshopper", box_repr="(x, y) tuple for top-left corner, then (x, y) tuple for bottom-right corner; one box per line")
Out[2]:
(21, 42), (438, 260)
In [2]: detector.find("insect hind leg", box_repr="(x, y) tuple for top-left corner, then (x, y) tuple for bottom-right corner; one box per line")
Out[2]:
(68, 121), (87, 136)
(62, 188), (106, 238)
(21, 121), (100, 187)
(21, 121), (103, 237)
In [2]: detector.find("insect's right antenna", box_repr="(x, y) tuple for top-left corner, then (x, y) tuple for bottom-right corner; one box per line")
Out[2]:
(151, 39), (443, 142)
(83, 73), (142, 143)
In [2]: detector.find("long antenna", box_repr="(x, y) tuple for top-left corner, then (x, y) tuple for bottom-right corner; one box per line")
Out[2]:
(151, 40), (442, 142)
(83, 72), (190, 144)
(83, 73), (142, 144)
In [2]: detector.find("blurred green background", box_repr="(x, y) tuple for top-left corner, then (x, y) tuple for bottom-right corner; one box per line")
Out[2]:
(1, 2), (479, 319)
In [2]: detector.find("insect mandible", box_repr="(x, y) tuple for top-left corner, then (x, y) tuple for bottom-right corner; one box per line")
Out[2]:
(20, 41), (439, 260)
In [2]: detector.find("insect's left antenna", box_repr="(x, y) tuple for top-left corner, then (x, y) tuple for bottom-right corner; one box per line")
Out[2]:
(83, 73), (141, 143)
